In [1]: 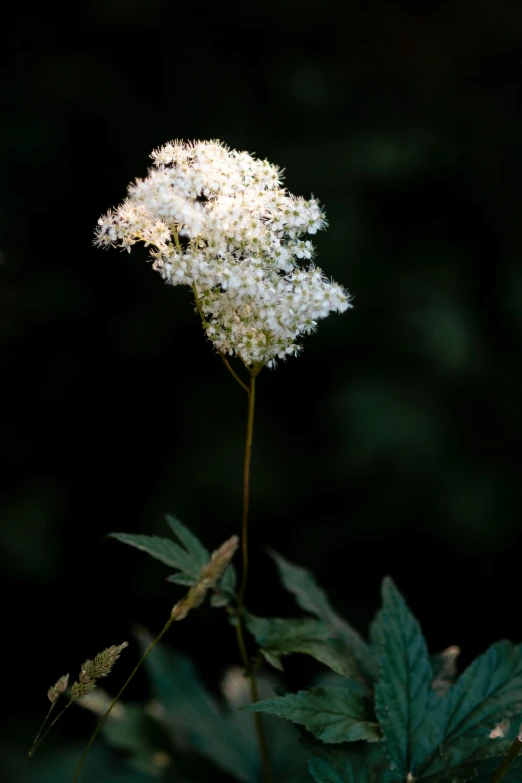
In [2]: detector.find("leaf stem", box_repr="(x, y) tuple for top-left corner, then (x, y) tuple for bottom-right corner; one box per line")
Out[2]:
(489, 735), (522, 783)
(72, 614), (175, 783)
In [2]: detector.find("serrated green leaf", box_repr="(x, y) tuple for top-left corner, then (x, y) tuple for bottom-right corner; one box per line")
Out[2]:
(307, 743), (394, 783)
(108, 532), (195, 570)
(270, 550), (377, 682)
(442, 641), (522, 743)
(247, 686), (380, 744)
(165, 515), (209, 571)
(109, 518), (210, 584)
(246, 614), (363, 680)
(372, 589), (522, 783)
(415, 642), (522, 781)
(374, 577), (433, 779)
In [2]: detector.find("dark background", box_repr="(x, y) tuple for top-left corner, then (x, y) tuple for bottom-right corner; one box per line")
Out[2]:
(3, 0), (522, 776)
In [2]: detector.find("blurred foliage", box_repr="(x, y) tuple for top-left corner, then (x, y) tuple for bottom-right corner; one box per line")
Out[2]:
(21, 633), (309, 783)
(3, 0), (522, 777)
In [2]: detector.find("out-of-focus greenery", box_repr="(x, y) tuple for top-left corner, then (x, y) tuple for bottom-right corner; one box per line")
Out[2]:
(3, 0), (522, 779)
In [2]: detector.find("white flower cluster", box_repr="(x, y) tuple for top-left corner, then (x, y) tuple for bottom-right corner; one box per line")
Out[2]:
(95, 140), (351, 367)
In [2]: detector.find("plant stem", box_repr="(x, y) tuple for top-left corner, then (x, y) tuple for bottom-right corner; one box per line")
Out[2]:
(30, 700), (72, 756)
(489, 735), (522, 783)
(218, 353), (249, 393)
(72, 614), (175, 783)
(234, 370), (273, 783)
(238, 371), (256, 613)
(28, 701), (57, 756)
(10, 701), (73, 783)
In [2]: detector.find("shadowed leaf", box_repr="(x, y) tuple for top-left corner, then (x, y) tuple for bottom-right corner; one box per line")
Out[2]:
(270, 551), (377, 682)
(374, 577), (432, 779)
(246, 614), (365, 681)
(247, 686), (380, 744)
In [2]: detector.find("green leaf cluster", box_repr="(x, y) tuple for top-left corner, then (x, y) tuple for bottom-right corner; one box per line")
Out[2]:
(247, 554), (522, 783)
(104, 519), (522, 783)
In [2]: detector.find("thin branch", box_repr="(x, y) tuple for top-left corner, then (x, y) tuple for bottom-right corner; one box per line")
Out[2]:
(191, 282), (248, 393)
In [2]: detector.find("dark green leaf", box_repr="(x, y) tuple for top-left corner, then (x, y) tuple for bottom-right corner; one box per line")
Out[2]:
(418, 737), (514, 783)
(165, 515), (209, 571)
(247, 687), (380, 743)
(270, 550), (377, 682)
(246, 614), (363, 680)
(108, 532), (195, 571)
(109, 517), (210, 584)
(441, 641), (522, 743)
(416, 642), (522, 781)
(374, 577), (432, 779)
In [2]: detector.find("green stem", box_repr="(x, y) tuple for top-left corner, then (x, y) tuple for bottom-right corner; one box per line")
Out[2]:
(28, 701), (57, 756)
(489, 735), (522, 783)
(235, 621), (273, 783)
(72, 615), (175, 783)
(220, 355), (249, 393)
(30, 700), (72, 757)
(10, 701), (72, 783)
(238, 371), (256, 614)
(234, 371), (273, 783)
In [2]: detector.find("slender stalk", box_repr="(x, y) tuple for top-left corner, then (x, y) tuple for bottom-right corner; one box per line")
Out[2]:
(28, 701), (57, 756)
(191, 282), (249, 393)
(489, 735), (522, 783)
(238, 371), (256, 613)
(219, 354), (249, 393)
(72, 615), (175, 783)
(30, 700), (73, 756)
(9, 701), (72, 783)
(233, 370), (272, 783)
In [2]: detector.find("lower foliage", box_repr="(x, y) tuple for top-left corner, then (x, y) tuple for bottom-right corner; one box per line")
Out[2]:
(27, 516), (521, 783)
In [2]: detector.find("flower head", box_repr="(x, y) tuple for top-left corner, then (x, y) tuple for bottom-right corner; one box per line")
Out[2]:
(47, 673), (69, 703)
(71, 642), (128, 700)
(95, 140), (351, 367)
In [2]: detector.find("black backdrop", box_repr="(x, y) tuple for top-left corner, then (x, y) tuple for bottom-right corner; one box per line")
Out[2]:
(3, 0), (522, 776)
